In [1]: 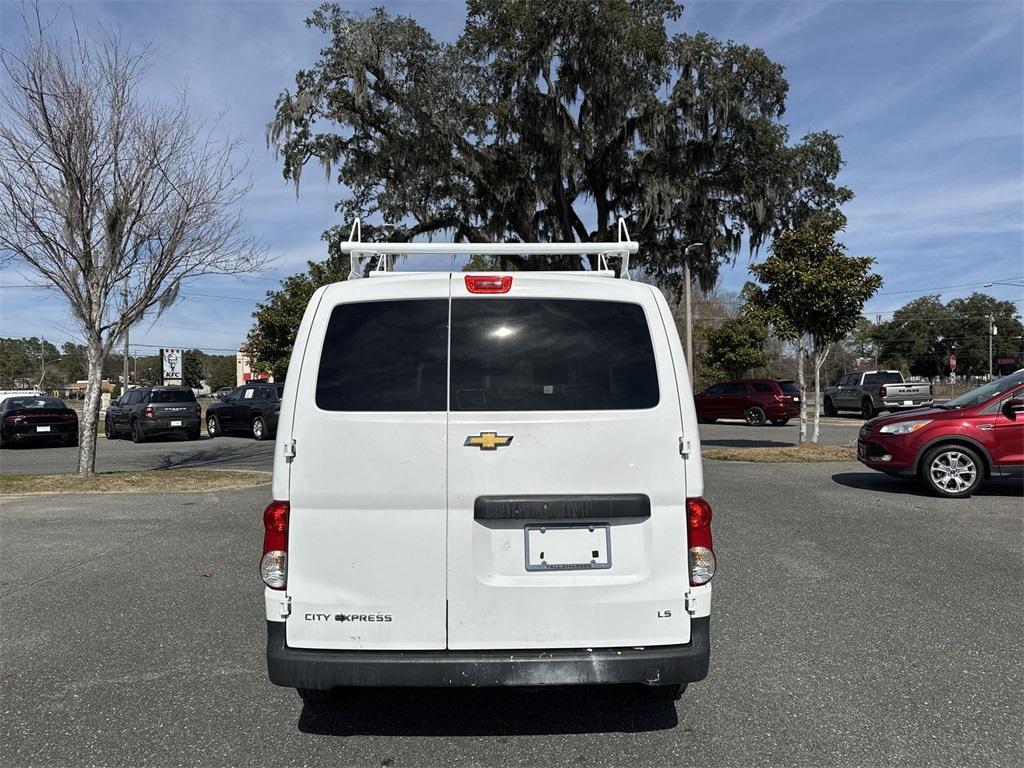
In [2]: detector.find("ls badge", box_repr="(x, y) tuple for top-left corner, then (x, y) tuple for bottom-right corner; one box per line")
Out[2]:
(464, 431), (513, 451)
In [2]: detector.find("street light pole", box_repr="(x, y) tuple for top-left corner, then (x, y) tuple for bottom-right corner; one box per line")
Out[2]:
(988, 314), (996, 378)
(683, 242), (705, 385)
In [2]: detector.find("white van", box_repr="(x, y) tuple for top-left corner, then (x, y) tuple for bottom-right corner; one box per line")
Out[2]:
(263, 225), (714, 703)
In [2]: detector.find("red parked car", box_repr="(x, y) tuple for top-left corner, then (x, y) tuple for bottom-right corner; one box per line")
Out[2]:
(858, 369), (1024, 498)
(694, 379), (801, 426)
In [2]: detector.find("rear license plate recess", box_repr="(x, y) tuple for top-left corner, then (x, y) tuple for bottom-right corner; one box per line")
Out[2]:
(525, 523), (611, 571)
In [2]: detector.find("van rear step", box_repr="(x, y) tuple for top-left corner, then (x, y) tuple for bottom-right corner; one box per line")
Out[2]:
(267, 618), (710, 689)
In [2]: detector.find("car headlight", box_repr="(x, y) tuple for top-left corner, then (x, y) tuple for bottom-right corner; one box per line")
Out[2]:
(879, 419), (932, 435)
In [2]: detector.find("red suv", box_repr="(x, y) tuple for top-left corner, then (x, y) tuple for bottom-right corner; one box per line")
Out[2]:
(694, 379), (801, 426)
(858, 369), (1024, 497)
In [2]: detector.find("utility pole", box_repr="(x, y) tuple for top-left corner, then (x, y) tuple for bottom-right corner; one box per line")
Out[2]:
(683, 242), (705, 386)
(123, 283), (130, 394)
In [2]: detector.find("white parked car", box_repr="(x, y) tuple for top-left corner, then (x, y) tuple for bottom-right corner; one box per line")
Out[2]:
(262, 224), (715, 704)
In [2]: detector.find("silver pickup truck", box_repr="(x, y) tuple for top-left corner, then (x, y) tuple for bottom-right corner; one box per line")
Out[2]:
(823, 370), (933, 419)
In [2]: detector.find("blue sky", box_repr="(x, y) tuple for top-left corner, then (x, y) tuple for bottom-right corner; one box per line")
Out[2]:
(0, 0), (1021, 354)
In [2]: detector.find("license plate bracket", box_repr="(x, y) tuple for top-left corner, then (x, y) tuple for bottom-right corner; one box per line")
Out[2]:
(524, 523), (611, 571)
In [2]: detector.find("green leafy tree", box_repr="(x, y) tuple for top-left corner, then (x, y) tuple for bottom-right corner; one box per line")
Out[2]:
(946, 293), (1023, 376)
(183, 350), (204, 389)
(247, 253), (351, 379)
(700, 316), (769, 382)
(873, 293), (1021, 377)
(270, 1), (849, 290)
(872, 296), (950, 377)
(747, 213), (883, 442)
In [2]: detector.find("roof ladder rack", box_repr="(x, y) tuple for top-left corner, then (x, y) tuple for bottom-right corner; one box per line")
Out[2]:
(341, 218), (638, 280)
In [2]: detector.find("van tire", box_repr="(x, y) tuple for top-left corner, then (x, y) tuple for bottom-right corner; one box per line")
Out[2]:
(824, 397), (837, 417)
(297, 687), (341, 706)
(744, 406), (767, 426)
(644, 683), (685, 701)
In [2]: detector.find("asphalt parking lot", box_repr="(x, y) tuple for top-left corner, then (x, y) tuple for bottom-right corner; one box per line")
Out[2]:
(2, 461), (1021, 767)
(0, 416), (863, 476)
(0, 434), (274, 475)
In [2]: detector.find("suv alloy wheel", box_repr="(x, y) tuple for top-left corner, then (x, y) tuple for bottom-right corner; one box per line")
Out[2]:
(921, 444), (983, 498)
(744, 405), (767, 426)
(207, 415), (219, 437)
(252, 415), (266, 441)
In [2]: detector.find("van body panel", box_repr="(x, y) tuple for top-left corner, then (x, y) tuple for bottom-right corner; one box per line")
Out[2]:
(445, 277), (690, 649)
(284, 276), (450, 650)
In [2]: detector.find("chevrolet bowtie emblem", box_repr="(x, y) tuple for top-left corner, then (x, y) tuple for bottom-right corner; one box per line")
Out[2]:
(464, 431), (513, 451)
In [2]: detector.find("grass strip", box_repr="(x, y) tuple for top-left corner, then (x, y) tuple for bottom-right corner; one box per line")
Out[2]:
(702, 443), (856, 463)
(0, 469), (270, 495)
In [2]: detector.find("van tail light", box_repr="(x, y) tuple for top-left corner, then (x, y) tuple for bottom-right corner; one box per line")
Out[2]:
(686, 497), (715, 586)
(879, 386), (887, 398)
(143, 405), (155, 418)
(261, 500), (289, 590)
(465, 275), (512, 294)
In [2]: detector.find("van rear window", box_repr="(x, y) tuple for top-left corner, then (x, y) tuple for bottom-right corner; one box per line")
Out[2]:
(450, 299), (658, 411)
(316, 300), (448, 411)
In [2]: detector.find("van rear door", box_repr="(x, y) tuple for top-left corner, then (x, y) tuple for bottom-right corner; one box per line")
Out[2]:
(285, 276), (450, 650)
(446, 276), (690, 650)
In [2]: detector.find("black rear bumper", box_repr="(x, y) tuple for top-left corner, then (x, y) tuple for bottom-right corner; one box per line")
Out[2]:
(266, 618), (710, 690)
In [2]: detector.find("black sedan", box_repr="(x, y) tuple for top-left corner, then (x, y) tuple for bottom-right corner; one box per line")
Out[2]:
(0, 396), (79, 448)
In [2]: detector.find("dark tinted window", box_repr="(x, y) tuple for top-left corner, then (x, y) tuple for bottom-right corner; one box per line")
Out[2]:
(863, 372), (903, 386)
(705, 384), (727, 395)
(723, 383), (747, 395)
(752, 382), (773, 394)
(2, 396), (64, 410)
(149, 389), (196, 403)
(450, 299), (658, 411)
(123, 390), (141, 405)
(779, 380), (800, 396)
(317, 300), (448, 411)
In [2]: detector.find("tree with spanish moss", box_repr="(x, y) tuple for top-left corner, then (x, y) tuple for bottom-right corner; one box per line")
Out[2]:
(268, 0), (850, 291)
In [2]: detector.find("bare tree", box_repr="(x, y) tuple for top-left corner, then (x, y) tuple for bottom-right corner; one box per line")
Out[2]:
(0, 12), (266, 474)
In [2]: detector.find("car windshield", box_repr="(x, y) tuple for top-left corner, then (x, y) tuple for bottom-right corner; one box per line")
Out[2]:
(1, 396), (65, 410)
(942, 370), (1024, 409)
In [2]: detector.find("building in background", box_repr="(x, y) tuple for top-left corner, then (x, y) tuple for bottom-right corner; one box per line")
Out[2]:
(236, 348), (273, 386)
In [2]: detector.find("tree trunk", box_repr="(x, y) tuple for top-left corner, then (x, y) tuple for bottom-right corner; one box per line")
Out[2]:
(811, 342), (831, 444)
(77, 340), (105, 476)
(796, 338), (807, 444)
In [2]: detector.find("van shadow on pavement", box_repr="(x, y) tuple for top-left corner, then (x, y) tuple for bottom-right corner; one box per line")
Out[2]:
(297, 685), (678, 737)
(831, 471), (1024, 497)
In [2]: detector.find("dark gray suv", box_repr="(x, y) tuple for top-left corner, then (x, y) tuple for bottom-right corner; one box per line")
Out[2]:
(105, 386), (201, 443)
